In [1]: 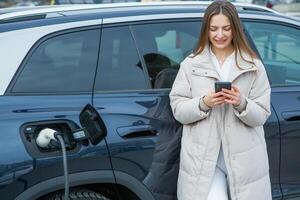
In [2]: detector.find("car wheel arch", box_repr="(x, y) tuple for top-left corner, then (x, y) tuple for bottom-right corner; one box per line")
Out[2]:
(14, 170), (155, 200)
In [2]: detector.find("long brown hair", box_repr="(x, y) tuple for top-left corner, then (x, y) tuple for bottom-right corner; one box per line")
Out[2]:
(193, 0), (257, 66)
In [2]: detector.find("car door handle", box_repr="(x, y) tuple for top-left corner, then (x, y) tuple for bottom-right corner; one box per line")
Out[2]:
(117, 125), (158, 138)
(282, 111), (300, 121)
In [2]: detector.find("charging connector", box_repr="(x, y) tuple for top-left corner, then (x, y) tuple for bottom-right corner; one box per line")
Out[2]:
(36, 128), (57, 148)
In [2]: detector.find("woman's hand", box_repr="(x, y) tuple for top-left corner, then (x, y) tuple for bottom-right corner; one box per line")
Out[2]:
(220, 85), (241, 107)
(203, 91), (227, 108)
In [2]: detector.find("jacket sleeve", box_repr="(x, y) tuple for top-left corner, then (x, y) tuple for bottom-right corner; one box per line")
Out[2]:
(169, 60), (211, 125)
(233, 59), (271, 127)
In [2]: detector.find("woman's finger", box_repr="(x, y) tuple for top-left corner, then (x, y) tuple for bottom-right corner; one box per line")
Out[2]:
(213, 91), (224, 98)
(232, 85), (240, 93)
(224, 98), (237, 104)
(220, 92), (236, 100)
(221, 88), (232, 94)
(212, 97), (226, 103)
(221, 88), (237, 97)
(214, 97), (227, 105)
(214, 95), (227, 100)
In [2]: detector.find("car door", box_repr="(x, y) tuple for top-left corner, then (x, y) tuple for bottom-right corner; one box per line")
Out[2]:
(0, 27), (114, 199)
(93, 20), (201, 200)
(245, 20), (300, 200)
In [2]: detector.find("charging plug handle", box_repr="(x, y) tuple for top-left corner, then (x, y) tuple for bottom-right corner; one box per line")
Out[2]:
(36, 128), (58, 148)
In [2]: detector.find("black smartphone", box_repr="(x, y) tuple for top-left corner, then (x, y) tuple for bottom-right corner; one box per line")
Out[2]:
(215, 81), (232, 93)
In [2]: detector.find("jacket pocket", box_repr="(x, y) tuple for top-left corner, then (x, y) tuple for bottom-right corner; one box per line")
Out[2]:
(231, 144), (269, 186)
(180, 139), (205, 176)
(190, 67), (217, 95)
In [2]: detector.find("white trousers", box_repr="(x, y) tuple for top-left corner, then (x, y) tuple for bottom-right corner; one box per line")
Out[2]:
(207, 147), (229, 200)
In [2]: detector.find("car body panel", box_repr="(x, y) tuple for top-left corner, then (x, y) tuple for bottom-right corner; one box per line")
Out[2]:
(0, 94), (113, 199)
(272, 87), (300, 199)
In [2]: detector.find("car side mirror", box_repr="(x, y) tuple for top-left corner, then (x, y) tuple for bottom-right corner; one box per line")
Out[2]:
(78, 104), (107, 145)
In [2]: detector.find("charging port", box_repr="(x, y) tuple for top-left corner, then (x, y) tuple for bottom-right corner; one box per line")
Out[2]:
(20, 120), (82, 158)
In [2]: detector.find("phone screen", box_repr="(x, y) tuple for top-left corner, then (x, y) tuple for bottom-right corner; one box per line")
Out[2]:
(215, 81), (232, 93)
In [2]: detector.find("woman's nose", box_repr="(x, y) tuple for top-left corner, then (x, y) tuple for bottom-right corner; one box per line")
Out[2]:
(216, 29), (224, 37)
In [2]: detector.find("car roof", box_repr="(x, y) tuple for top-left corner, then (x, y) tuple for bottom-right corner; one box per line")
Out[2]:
(0, 1), (298, 27)
(0, 1), (280, 21)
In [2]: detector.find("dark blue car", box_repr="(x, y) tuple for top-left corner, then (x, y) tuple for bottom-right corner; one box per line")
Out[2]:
(0, 2), (299, 200)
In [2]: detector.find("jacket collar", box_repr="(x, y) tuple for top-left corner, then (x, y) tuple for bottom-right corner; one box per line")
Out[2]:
(191, 45), (257, 82)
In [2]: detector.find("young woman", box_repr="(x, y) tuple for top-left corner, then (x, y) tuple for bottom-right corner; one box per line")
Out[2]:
(169, 1), (272, 200)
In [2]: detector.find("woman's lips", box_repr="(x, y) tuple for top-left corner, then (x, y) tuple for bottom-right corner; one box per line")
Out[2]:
(215, 39), (226, 44)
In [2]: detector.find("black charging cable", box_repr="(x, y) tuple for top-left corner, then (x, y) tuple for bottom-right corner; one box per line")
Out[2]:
(52, 133), (69, 200)
(37, 128), (91, 200)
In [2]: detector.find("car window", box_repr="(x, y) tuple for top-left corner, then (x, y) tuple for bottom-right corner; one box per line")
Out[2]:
(12, 29), (100, 93)
(245, 22), (300, 86)
(132, 21), (201, 89)
(94, 26), (148, 91)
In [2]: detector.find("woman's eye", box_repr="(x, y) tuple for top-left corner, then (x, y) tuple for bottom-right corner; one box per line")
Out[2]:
(224, 27), (231, 31)
(210, 28), (217, 31)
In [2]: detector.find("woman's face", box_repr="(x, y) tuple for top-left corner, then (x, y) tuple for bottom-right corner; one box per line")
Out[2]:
(208, 13), (233, 51)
